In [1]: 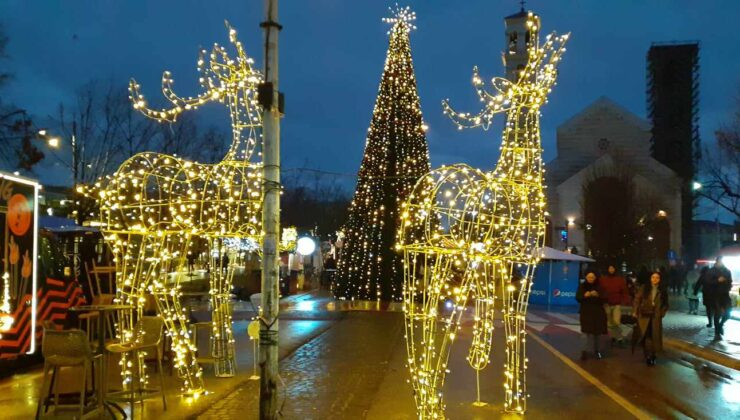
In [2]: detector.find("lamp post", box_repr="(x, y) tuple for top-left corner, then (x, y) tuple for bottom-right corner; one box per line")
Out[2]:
(39, 121), (83, 224)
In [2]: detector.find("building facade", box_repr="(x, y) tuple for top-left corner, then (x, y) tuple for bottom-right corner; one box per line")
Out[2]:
(545, 97), (683, 265)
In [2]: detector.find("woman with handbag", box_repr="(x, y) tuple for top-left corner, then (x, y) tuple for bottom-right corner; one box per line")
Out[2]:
(632, 271), (669, 366)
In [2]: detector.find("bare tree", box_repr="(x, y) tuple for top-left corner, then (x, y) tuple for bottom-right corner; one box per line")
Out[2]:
(53, 78), (235, 223)
(0, 24), (44, 171)
(197, 125), (230, 163)
(701, 93), (740, 219)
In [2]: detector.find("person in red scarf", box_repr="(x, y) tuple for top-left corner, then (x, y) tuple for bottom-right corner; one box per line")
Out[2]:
(600, 264), (630, 346)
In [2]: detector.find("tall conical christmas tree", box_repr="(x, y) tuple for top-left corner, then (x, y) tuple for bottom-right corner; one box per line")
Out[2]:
(335, 6), (430, 301)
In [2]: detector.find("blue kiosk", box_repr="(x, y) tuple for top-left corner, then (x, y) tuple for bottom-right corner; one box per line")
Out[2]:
(529, 247), (595, 309)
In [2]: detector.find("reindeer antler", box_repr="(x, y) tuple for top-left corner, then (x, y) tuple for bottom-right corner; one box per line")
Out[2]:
(129, 22), (260, 123)
(442, 31), (570, 131)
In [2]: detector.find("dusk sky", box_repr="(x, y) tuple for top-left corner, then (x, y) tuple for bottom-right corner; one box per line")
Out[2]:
(2, 0), (740, 199)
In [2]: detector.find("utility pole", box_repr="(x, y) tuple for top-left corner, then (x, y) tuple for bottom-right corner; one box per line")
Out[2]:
(260, 0), (281, 418)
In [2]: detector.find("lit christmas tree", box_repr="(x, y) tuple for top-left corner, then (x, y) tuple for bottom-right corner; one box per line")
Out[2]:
(335, 6), (431, 301)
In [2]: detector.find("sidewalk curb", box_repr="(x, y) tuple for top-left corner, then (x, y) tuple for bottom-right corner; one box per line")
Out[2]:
(664, 337), (740, 371)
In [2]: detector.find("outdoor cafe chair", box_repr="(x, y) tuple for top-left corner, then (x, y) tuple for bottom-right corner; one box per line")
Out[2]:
(35, 328), (101, 419)
(105, 316), (167, 418)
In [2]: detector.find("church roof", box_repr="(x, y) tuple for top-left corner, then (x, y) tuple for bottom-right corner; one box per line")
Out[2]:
(505, 9), (529, 20)
(557, 96), (651, 134)
(554, 153), (680, 193)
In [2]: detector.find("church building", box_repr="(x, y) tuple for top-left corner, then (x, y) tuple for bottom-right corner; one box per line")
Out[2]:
(545, 97), (683, 265)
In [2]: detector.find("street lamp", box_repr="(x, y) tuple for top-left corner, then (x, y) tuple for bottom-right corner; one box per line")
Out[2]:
(37, 123), (80, 186)
(692, 181), (702, 191)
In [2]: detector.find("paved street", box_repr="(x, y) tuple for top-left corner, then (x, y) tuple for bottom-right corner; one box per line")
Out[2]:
(194, 292), (740, 419)
(3, 290), (738, 419)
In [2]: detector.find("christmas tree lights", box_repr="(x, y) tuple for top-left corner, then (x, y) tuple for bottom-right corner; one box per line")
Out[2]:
(90, 22), (264, 394)
(334, 6), (431, 301)
(399, 12), (569, 417)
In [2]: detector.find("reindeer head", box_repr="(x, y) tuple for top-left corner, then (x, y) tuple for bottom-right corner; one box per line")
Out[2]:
(129, 22), (263, 161)
(442, 31), (569, 130)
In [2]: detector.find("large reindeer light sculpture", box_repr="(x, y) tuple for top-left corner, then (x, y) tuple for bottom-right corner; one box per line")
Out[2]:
(92, 23), (263, 394)
(398, 13), (568, 417)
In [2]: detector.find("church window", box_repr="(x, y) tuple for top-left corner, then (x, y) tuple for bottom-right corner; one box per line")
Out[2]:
(508, 32), (518, 54)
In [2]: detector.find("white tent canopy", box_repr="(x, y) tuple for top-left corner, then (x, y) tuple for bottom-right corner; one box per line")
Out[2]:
(535, 246), (595, 262)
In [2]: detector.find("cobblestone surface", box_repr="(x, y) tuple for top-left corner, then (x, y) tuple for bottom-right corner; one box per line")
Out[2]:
(197, 312), (404, 419)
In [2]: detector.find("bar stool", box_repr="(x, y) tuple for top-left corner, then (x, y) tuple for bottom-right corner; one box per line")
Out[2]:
(105, 316), (167, 418)
(35, 328), (101, 419)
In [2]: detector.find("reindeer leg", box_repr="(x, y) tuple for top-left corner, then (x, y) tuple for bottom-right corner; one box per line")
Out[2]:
(467, 261), (496, 406)
(209, 238), (236, 378)
(151, 235), (205, 395)
(404, 252), (475, 418)
(501, 261), (534, 413)
(112, 234), (148, 390)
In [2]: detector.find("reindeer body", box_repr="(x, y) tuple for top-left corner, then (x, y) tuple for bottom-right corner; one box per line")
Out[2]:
(95, 25), (263, 393)
(399, 17), (568, 417)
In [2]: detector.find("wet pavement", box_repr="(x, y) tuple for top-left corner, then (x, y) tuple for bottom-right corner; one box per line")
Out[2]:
(0, 291), (338, 420)
(3, 289), (739, 419)
(526, 306), (740, 419)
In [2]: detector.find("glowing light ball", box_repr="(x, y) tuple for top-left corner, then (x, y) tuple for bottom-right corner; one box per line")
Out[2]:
(296, 237), (316, 256)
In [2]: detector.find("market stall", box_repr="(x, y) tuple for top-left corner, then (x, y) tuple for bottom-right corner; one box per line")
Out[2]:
(529, 247), (595, 309)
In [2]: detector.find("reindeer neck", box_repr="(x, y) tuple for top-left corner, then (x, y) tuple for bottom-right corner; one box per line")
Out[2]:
(492, 106), (543, 186)
(221, 92), (261, 164)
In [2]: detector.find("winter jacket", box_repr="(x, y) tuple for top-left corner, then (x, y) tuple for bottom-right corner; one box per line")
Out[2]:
(576, 281), (607, 335)
(633, 284), (668, 353)
(600, 274), (630, 306)
(707, 265), (733, 311)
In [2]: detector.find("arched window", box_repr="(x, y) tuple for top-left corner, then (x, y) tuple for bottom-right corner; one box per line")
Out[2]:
(508, 32), (518, 54)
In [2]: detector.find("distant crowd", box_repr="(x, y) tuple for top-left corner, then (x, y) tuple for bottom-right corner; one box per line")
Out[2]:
(576, 257), (733, 366)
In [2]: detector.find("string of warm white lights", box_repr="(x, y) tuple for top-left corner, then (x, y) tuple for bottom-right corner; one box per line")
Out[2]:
(88, 22), (264, 395)
(334, 5), (431, 302)
(399, 11), (569, 417)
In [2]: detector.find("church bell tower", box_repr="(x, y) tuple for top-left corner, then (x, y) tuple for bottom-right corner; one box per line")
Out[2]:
(503, 7), (540, 82)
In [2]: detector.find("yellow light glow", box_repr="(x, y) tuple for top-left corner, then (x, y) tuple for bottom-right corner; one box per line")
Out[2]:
(399, 12), (569, 417)
(334, 5), (431, 302)
(83, 22), (264, 395)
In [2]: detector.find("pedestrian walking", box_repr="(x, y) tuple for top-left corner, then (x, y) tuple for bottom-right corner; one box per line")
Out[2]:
(632, 271), (669, 366)
(668, 265), (680, 295)
(694, 266), (715, 327)
(576, 271), (607, 360)
(600, 264), (629, 346)
(688, 266), (707, 316)
(707, 257), (733, 340)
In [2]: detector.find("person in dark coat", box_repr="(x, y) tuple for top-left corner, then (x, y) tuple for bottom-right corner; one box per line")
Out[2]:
(693, 266), (713, 326)
(632, 271), (669, 366)
(707, 257), (733, 340)
(576, 271), (607, 360)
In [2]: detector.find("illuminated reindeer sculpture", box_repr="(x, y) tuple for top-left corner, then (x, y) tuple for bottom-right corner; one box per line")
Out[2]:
(95, 23), (263, 393)
(398, 14), (568, 417)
